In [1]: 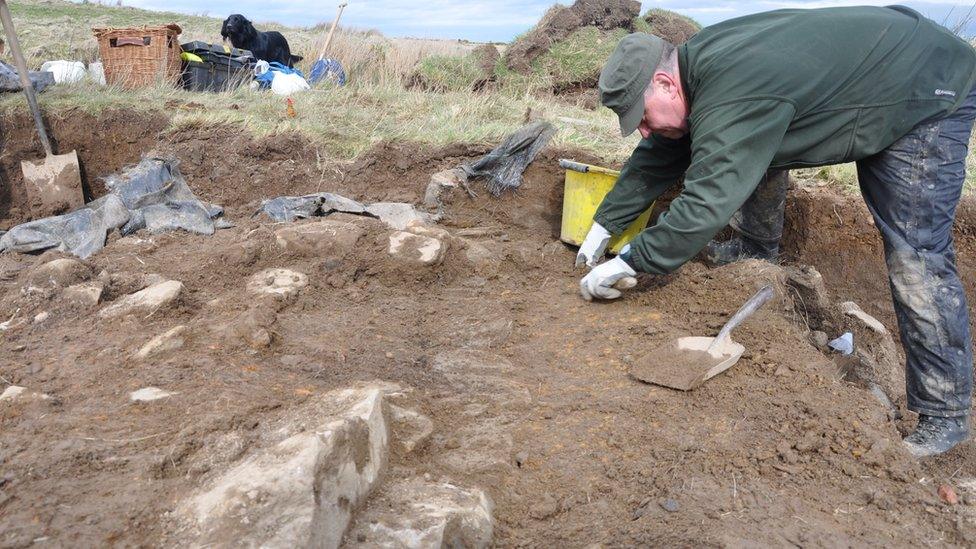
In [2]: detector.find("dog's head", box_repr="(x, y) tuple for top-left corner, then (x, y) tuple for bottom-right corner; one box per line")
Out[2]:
(221, 14), (257, 46)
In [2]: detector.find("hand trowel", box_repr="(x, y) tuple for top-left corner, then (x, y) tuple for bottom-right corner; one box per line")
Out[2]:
(630, 285), (775, 391)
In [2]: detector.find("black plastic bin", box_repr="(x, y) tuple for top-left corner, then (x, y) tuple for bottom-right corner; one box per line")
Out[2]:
(180, 41), (255, 92)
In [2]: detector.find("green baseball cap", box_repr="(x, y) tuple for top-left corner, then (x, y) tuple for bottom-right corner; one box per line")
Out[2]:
(599, 33), (667, 136)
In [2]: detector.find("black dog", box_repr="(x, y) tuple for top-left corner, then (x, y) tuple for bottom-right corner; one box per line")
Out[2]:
(221, 14), (302, 68)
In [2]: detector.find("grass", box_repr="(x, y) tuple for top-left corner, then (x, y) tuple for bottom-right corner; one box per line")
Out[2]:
(1, 76), (637, 163)
(412, 53), (485, 93)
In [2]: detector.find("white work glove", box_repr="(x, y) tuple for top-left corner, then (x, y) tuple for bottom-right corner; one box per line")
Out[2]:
(575, 222), (612, 268)
(580, 255), (638, 301)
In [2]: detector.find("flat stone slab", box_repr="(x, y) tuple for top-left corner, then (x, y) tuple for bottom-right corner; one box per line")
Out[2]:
(63, 282), (103, 307)
(136, 325), (188, 360)
(840, 301), (887, 334)
(388, 232), (447, 266)
(0, 385), (50, 403)
(0, 386), (27, 401)
(346, 478), (493, 548)
(178, 384), (398, 548)
(367, 203), (434, 231)
(275, 220), (365, 256)
(99, 280), (183, 319)
(130, 387), (174, 402)
(246, 268), (309, 298)
(29, 258), (91, 288)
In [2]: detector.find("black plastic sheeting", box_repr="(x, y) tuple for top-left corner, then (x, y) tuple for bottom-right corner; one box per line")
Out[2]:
(0, 157), (226, 259)
(0, 61), (54, 93)
(0, 194), (130, 259)
(105, 158), (226, 236)
(256, 192), (368, 222)
(461, 120), (555, 197)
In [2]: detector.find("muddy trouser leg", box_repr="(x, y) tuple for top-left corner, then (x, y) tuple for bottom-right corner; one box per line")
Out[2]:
(729, 169), (791, 244)
(856, 87), (976, 418)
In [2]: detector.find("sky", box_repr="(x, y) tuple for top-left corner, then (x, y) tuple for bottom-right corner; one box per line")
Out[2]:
(114, 0), (976, 42)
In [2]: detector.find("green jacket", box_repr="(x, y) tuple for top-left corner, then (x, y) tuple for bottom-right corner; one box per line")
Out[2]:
(594, 6), (976, 274)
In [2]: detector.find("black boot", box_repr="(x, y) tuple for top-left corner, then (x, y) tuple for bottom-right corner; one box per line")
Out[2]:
(705, 235), (779, 266)
(903, 415), (970, 458)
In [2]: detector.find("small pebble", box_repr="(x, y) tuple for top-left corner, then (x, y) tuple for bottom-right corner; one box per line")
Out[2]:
(660, 498), (680, 513)
(939, 484), (959, 506)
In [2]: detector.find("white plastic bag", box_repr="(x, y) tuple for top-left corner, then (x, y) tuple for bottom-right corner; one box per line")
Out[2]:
(39, 60), (86, 84)
(270, 71), (309, 95)
(88, 61), (106, 86)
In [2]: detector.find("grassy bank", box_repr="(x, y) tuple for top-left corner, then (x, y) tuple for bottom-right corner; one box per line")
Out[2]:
(0, 77), (636, 163)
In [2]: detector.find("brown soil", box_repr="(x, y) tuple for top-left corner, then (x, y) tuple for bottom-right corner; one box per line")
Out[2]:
(2, 111), (976, 547)
(503, 0), (641, 74)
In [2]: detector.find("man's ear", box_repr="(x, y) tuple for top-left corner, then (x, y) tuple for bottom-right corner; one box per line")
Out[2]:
(652, 72), (678, 98)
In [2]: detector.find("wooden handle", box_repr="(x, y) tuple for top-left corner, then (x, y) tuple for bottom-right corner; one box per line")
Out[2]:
(0, 0), (53, 156)
(707, 285), (775, 354)
(317, 3), (347, 61)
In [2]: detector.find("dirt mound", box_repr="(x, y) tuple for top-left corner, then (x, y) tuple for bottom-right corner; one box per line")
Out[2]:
(644, 8), (701, 44)
(471, 43), (500, 90)
(504, 0), (641, 73)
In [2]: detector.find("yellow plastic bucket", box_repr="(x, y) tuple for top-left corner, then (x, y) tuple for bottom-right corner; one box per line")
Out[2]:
(559, 159), (654, 254)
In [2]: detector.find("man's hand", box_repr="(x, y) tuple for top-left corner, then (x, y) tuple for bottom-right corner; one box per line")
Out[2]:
(580, 256), (638, 301)
(575, 222), (612, 268)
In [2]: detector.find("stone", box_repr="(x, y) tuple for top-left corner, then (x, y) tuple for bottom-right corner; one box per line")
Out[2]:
(33, 311), (49, 324)
(430, 168), (466, 188)
(388, 231), (447, 266)
(424, 169), (466, 210)
(405, 219), (452, 241)
(63, 282), (103, 307)
(29, 258), (91, 288)
(275, 220), (365, 256)
(660, 498), (680, 513)
(130, 387), (174, 402)
(462, 239), (497, 268)
(840, 301), (887, 335)
(345, 478), (493, 549)
(99, 281), (183, 319)
(367, 202), (434, 231)
(939, 484), (959, 505)
(246, 268), (309, 299)
(0, 386), (50, 403)
(784, 266), (833, 323)
(136, 325), (188, 360)
(178, 385), (397, 548)
(0, 386), (27, 401)
(225, 305), (278, 349)
(811, 330), (829, 349)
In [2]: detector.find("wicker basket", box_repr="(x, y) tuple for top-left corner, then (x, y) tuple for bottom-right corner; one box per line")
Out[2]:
(92, 24), (182, 88)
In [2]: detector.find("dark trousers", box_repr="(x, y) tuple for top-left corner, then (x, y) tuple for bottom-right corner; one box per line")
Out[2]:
(733, 87), (976, 417)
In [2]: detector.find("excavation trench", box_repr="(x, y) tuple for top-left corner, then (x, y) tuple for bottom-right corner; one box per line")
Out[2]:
(1, 110), (976, 546)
